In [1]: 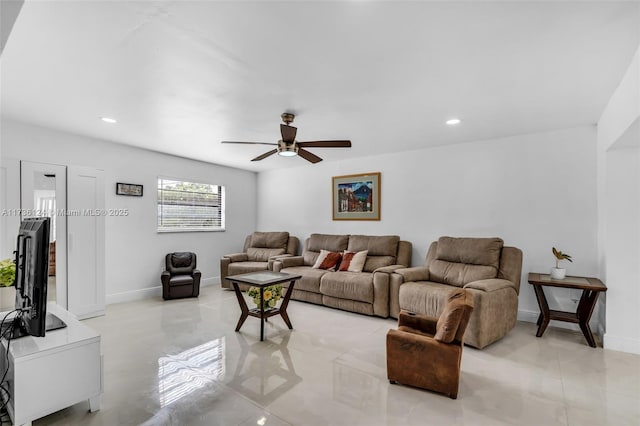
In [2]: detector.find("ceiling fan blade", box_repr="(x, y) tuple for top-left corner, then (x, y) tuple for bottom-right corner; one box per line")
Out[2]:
(221, 141), (277, 146)
(297, 140), (352, 148)
(280, 124), (297, 143)
(251, 149), (278, 161)
(297, 148), (323, 164)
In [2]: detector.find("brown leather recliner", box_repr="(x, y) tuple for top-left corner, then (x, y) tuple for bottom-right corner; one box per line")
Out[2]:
(220, 232), (299, 290)
(161, 252), (201, 300)
(386, 288), (474, 399)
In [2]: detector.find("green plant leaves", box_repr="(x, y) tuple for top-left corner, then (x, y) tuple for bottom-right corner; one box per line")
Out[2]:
(0, 259), (16, 287)
(552, 247), (573, 262)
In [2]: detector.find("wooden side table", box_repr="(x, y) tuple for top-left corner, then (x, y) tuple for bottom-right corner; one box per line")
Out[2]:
(527, 273), (607, 347)
(227, 271), (302, 341)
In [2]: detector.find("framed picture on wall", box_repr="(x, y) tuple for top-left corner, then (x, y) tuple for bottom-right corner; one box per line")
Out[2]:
(332, 172), (380, 220)
(116, 182), (143, 197)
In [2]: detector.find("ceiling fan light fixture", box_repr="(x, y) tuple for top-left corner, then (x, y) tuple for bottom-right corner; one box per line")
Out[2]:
(223, 112), (351, 163)
(277, 142), (298, 157)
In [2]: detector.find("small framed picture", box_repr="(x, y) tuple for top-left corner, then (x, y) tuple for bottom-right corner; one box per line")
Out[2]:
(332, 172), (381, 220)
(116, 182), (143, 197)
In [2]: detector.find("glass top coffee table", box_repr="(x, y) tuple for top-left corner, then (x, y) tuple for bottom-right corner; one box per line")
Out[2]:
(227, 271), (302, 341)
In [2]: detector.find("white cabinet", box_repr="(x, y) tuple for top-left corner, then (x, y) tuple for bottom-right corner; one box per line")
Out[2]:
(0, 303), (103, 426)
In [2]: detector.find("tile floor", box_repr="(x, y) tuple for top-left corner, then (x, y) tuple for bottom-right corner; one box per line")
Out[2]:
(35, 285), (639, 426)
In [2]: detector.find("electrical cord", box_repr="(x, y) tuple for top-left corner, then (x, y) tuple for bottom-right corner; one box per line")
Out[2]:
(0, 309), (24, 424)
(0, 408), (9, 426)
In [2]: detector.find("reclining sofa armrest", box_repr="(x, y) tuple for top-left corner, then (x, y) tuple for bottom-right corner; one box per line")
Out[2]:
(223, 253), (249, 262)
(464, 278), (516, 292)
(389, 267), (430, 319)
(394, 266), (430, 282)
(268, 254), (293, 270)
(398, 310), (438, 334)
(273, 255), (304, 272)
(220, 252), (250, 288)
(193, 270), (202, 290)
(373, 264), (407, 274)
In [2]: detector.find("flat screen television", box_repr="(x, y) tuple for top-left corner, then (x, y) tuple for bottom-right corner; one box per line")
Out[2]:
(6, 217), (65, 339)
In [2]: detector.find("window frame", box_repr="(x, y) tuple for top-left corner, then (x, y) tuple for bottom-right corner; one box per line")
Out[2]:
(157, 176), (226, 233)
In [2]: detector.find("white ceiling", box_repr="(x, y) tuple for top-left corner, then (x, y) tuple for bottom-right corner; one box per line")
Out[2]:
(1, 1), (638, 172)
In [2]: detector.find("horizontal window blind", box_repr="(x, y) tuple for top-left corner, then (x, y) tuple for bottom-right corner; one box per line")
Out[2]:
(157, 178), (225, 232)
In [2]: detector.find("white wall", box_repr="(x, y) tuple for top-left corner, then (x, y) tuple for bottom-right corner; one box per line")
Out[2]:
(0, 159), (20, 260)
(604, 146), (639, 353)
(0, 118), (258, 303)
(598, 45), (640, 354)
(598, 48), (640, 150)
(257, 126), (599, 321)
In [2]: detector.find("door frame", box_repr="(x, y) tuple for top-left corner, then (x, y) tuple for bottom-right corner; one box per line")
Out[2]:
(20, 161), (68, 309)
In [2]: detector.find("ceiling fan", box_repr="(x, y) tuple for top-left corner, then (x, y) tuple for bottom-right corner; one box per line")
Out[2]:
(221, 113), (351, 163)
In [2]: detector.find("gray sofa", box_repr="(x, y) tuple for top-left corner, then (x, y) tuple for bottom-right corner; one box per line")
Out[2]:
(220, 231), (299, 290)
(390, 236), (523, 349)
(272, 234), (412, 318)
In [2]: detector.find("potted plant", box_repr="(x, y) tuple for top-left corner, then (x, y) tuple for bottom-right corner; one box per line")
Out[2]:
(0, 258), (16, 309)
(551, 247), (572, 280)
(247, 284), (283, 310)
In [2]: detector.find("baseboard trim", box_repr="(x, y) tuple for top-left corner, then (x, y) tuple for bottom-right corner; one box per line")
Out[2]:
(603, 333), (640, 355)
(106, 277), (218, 305)
(517, 309), (539, 324)
(517, 308), (581, 332)
(106, 286), (160, 305)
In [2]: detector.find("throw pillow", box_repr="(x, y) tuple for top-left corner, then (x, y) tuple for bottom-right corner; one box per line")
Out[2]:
(338, 250), (368, 272)
(312, 250), (342, 271)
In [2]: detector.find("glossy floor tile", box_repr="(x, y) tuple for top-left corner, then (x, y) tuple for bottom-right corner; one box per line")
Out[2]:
(35, 286), (639, 426)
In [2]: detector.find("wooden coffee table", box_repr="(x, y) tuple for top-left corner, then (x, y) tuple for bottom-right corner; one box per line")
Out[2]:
(227, 271), (301, 341)
(528, 272), (607, 347)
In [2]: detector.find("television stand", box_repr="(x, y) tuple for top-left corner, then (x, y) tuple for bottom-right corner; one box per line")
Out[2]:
(45, 312), (67, 332)
(0, 303), (102, 426)
(0, 313), (67, 340)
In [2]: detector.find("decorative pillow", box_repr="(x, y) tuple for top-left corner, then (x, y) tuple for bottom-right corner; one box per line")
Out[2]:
(312, 250), (342, 271)
(338, 250), (368, 272)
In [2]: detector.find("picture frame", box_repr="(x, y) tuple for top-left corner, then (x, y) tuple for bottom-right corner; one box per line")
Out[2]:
(116, 182), (143, 197)
(332, 172), (381, 221)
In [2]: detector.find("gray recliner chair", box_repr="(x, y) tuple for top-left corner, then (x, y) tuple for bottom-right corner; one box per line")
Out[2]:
(220, 232), (299, 290)
(390, 237), (522, 349)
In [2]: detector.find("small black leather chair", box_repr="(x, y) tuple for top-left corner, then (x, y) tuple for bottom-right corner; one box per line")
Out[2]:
(161, 252), (201, 300)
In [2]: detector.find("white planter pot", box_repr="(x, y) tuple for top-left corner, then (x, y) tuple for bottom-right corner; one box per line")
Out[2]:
(550, 267), (566, 280)
(0, 286), (16, 311)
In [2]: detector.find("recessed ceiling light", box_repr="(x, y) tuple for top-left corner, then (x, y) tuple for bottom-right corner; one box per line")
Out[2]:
(100, 117), (117, 124)
(446, 118), (461, 125)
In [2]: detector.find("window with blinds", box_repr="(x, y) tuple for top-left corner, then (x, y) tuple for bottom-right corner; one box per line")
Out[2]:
(157, 178), (225, 232)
